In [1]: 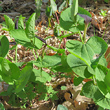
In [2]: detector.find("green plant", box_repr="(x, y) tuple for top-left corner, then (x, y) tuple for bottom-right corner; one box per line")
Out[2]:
(59, 0), (110, 109)
(0, 0), (110, 109)
(0, 13), (59, 108)
(99, 9), (107, 17)
(0, 103), (5, 110)
(104, 0), (109, 3)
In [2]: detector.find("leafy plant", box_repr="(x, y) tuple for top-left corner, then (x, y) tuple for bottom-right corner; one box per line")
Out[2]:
(59, 0), (110, 109)
(0, 0), (110, 109)
(0, 12), (59, 108)
(99, 9), (107, 17)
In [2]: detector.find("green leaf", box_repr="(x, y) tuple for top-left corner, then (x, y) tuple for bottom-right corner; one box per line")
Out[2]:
(57, 105), (68, 110)
(50, 0), (57, 13)
(14, 63), (33, 93)
(0, 85), (14, 96)
(35, 0), (42, 19)
(97, 81), (109, 97)
(82, 81), (104, 102)
(98, 55), (107, 67)
(98, 106), (105, 110)
(95, 65), (108, 81)
(29, 69), (52, 83)
(1, 59), (20, 84)
(74, 77), (84, 86)
(71, 0), (78, 21)
(34, 54), (61, 67)
(18, 15), (25, 29)
(0, 103), (5, 110)
(16, 90), (27, 99)
(61, 86), (67, 90)
(10, 29), (42, 49)
(97, 97), (110, 109)
(60, 7), (91, 32)
(67, 54), (92, 78)
(59, 1), (66, 12)
(46, 6), (52, 17)
(4, 15), (15, 31)
(54, 52), (72, 72)
(0, 35), (9, 57)
(104, 0), (108, 3)
(66, 36), (108, 69)
(104, 70), (110, 88)
(25, 13), (36, 39)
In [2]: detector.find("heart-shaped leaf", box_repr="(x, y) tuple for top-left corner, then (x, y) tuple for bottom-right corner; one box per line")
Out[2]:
(60, 7), (91, 32)
(66, 36), (108, 69)
(67, 54), (93, 78)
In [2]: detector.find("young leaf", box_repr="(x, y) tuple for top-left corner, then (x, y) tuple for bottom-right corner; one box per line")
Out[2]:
(25, 13), (36, 39)
(18, 15), (25, 29)
(50, 0), (57, 13)
(35, 0), (42, 19)
(0, 35), (9, 57)
(14, 63), (33, 93)
(71, 0), (78, 21)
(46, 6), (53, 17)
(4, 15), (15, 31)
(59, 1), (66, 12)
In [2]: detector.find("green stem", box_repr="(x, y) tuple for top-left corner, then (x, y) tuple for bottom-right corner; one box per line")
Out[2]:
(7, 54), (14, 61)
(32, 49), (37, 60)
(41, 44), (47, 59)
(83, 23), (88, 43)
(93, 75), (96, 85)
(15, 45), (18, 63)
(48, 17), (51, 27)
(78, 31), (84, 44)
(35, 49), (41, 61)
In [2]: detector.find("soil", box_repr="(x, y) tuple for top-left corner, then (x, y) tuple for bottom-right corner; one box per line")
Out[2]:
(0, 0), (110, 110)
